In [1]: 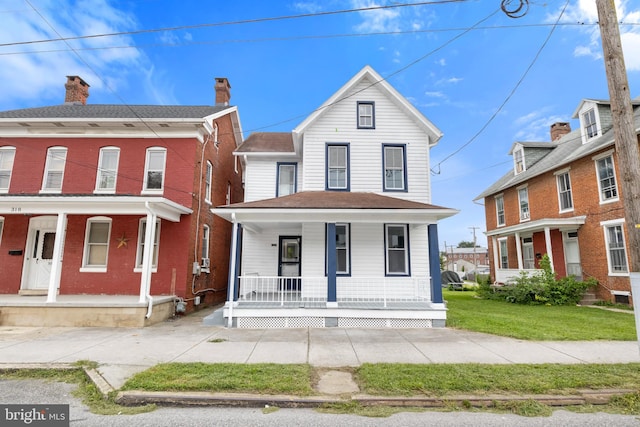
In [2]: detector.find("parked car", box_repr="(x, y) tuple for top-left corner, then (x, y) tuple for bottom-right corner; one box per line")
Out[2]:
(441, 270), (464, 290)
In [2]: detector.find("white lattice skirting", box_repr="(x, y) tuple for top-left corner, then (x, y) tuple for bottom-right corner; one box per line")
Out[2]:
(236, 316), (433, 328)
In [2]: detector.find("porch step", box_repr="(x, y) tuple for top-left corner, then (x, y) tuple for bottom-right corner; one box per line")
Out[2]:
(579, 291), (599, 306)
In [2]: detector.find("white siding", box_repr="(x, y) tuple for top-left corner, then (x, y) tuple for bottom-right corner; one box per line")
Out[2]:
(300, 79), (432, 203)
(409, 224), (430, 277)
(350, 223), (385, 276)
(241, 227), (301, 276)
(243, 157), (302, 202)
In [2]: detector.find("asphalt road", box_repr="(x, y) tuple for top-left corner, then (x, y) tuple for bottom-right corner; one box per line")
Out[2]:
(1, 379), (639, 427)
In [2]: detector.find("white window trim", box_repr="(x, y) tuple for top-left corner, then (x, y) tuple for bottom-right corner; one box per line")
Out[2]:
(201, 224), (210, 273)
(134, 218), (160, 272)
(94, 147), (120, 194)
(555, 171), (574, 213)
(80, 216), (112, 273)
(601, 218), (628, 276)
(579, 105), (602, 143)
(513, 147), (525, 174)
(0, 146), (16, 194)
(141, 147), (167, 194)
(0, 216), (4, 246)
(40, 146), (67, 193)
(498, 237), (508, 269)
(517, 186), (530, 222)
(593, 153), (619, 204)
(204, 160), (212, 205)
(495, 194), (505, 227)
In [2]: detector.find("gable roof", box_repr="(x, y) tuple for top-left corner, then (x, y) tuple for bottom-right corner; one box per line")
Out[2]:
(0, 104), (231, 120)
(292, 65), (442, 145)
(235, 132), (294, 153)
(475, 101), (640, 201)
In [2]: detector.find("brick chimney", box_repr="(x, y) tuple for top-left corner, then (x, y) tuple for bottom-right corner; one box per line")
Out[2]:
(64, 76), (90, 105)
(215, 77), (231, 106)
(550, 122), (571, 141)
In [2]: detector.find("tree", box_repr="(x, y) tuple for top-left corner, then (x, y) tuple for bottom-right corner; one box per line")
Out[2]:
(457, 241), (477, 248)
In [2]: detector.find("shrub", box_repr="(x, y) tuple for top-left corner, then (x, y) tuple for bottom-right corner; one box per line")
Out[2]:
(475, 255), (595, 306)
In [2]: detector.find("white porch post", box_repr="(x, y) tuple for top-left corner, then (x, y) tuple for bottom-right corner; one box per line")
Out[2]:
(515, 232), (523, 270)
(47, 212), (67, 303)
(139, 209), (157, 303)
(227, 215), (239, 328)
(491, 236), (499, 272)
(544, 226), (555, 271)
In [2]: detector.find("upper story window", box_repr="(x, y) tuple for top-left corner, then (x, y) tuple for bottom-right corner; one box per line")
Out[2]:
(518, 187), (530, 221)
(326, 143), (350, 191)
(357, 101), (375, 129)
(136, 218), (160, 269)
(595, 154), (618, 203)
(0, 146), (16, 193)
(204, 161), (212, 204)
(143, 147), (166, 193)
(385, 224), (410, 276)
(277, 162), (297, 197)
(583, 108), (598, 139)
(81, 217), (111, 271)
(556, 170), (573, 212)
(602, 219), (628, 275)
(41, 147), (67, 193)
(514, 148), (525, 174)
(383, 144), (407, 191)
(95, 147), (119, 193)
(495, 195), (505, 227)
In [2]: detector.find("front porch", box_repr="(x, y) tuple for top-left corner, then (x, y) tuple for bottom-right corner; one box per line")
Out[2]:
(224, 275), (446, 328)
(0, 295), (176, 327)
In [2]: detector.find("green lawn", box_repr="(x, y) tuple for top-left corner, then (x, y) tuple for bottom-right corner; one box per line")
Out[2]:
(444, 290), (637, 340)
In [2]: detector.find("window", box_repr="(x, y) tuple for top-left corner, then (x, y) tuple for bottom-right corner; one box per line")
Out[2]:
(522, 237), (534, 269)
(583, 108), (598, 139)
(385, 224), (409, 275)
(556, 171), (573, 211)
(326, 144), (349, 191)
(82, 218), (111, 270)
(143, 147), (166, 192)
(596, 155), (618, 202)
(136, 219), (160, 268)
(383, 145), (407, 191)
(201, 224), (210, 260)
(495, 195), (505, 226)
(226, 182), (231, 205)
(213, 122), (219, 143)
(518, 187), (530, 221)
(95, 147), (119, 192)
(0, 217), (4, 245)
(0, 147), (16, 193)
(603, 222), (628, 274)
(327, 224), (350, 275)
(357, 101), (375, 129)
(41, 147), (67, 192)
(514, 148), (525, 174)
(499, 238), (508, 269)
(277, 163), (297, 197)
(204, 161), (212, 203)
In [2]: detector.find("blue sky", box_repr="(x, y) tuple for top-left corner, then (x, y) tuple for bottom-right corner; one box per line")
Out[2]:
(1, 0), (640, 250)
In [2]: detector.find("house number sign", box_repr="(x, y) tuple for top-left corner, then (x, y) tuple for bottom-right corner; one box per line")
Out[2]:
(10, 207), (22, 212)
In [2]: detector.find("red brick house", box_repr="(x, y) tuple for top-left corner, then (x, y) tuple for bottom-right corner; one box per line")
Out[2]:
(0, 76), (243, 326)
(475, 98), (640, 306)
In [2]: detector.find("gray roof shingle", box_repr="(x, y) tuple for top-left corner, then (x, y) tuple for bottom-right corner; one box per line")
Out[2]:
(0, 104), (232, 120)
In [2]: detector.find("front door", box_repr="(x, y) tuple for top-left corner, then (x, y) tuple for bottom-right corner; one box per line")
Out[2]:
(278, 236), (301, 290)
(22, 216), (58, 291)
(563, 232), (582, 280)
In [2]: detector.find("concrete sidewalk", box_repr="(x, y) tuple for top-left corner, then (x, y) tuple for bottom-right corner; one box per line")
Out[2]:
(0, 306), (638, 391)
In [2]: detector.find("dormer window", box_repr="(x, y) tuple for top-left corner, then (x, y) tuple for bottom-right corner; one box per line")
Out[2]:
(583, 108), (598, 139)
(514, 148), (525, 174)
(357, 101), (375, 129)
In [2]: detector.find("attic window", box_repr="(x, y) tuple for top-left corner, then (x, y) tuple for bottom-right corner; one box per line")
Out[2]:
(357, 101), (375, 129)
(124, 123), (135, 128)
(514, 148), (525, 174)
(583, 108), (598, 139)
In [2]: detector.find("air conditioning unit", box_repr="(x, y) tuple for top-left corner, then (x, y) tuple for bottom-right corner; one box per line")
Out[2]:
(201, 258), (210, 269)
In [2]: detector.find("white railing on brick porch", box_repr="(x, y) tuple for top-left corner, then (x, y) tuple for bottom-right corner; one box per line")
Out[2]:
(236, 275), (431, 306)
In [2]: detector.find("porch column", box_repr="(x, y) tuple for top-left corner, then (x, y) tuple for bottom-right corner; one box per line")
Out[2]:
(326, 222), (337, 305)
(47, 212), (67, 303)
(515, 231), (523, 269)
(544, 227), (555, 271)
(428, 224), (443, 304)
(227, 222), (242, 303)
(139, 209), (157, 303)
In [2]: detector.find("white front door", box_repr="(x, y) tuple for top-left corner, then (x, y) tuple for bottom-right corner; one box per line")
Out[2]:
(22, 216), (58, 291)
(563, 232), (582, 280)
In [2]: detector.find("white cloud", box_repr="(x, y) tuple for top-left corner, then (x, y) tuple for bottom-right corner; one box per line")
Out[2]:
(513, 108), (568, 141)
(436, 58), (446, 67)
(351, 0), (401, 33)
(292, 2), (323, 14)
(436, 76), (463, 85)
(425, 91), (445, 98)
(555, 0), (640, 71)
(0, 0), (164, 107)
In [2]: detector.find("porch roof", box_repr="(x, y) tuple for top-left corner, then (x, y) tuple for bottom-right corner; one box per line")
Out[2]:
(485, 215), (587, 237)
(0, 195), (192, 222)
(213, 191), (458, 225)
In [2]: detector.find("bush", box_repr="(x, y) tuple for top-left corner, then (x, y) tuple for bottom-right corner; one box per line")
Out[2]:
(476, 255), (595, 306)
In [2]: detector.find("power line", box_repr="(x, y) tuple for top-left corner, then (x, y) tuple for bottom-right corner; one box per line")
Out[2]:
(431, 0), (572, 174)
(0, 0), (467, 48)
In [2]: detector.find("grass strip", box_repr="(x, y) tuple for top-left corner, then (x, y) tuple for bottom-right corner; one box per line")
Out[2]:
(356, 363), (640, 396)
(121, 362), (314, 395)
(444, 290), (637, 341)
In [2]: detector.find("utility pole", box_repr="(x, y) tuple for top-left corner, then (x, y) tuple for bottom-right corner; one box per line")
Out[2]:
(469, 226), (480, 274)
(595, 0), (640, 350)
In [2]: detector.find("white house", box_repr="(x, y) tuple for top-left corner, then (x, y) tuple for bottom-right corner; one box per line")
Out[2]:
(213, 66), (457, 328)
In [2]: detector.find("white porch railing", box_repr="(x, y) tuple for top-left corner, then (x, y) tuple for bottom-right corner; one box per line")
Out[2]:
(236, 276), (431, 307)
